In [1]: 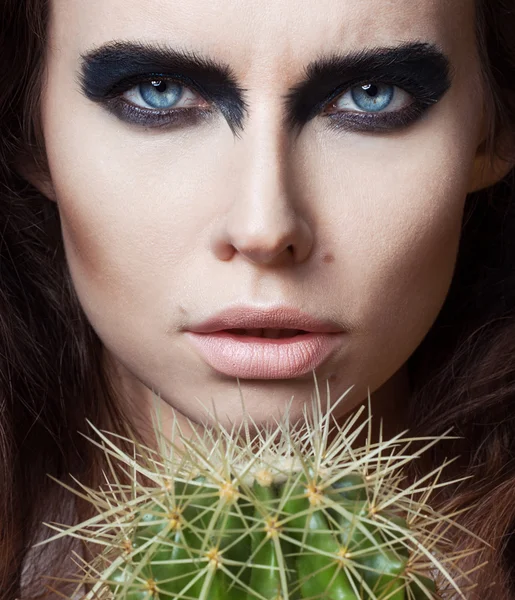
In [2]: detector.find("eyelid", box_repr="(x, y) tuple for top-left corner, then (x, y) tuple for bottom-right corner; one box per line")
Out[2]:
(320, 74), (435, 113)
(325, 84), (413, 115)
(312, 73), (443, 133)
(101, 72), (212, 105)
(122, 77), (210, 110)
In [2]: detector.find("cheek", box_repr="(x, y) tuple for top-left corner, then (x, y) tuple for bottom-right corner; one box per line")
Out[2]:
(40, 106), (235, 333)
(301, 115), (477, 363)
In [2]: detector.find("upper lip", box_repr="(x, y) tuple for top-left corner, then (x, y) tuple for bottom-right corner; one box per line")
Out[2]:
(184, 305), (344, 333)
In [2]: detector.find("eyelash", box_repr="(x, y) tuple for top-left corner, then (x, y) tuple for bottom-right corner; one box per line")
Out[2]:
(103, 74), (435, 133)
(322, 80), (432, 133)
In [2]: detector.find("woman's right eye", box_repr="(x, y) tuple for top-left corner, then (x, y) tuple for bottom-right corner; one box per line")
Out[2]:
(122, 79), (209, 111)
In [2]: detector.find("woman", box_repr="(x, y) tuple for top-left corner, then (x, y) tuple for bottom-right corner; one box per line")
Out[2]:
(1, 0), (514, 598)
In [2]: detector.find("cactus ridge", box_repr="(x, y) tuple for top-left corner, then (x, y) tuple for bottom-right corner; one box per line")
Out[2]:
(37, 376), (486, 599)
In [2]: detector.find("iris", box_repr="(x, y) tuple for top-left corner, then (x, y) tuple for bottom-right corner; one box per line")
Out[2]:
(351, 83), (394, 112)
(139, 80), (183, 108)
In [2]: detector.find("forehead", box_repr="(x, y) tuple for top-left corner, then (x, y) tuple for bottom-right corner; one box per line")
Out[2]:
(48, 0), (476, 84)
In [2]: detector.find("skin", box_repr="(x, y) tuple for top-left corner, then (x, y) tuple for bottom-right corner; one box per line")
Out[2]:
(24, 0), (512, 443)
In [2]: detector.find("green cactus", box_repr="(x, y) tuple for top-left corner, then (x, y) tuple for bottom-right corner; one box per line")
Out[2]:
(37, 375), (484, 599)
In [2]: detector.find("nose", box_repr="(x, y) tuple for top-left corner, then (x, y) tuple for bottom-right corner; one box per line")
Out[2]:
(210, 99), (314, 267)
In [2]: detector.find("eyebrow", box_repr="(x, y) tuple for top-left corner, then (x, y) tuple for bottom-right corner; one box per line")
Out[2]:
(79, 40), (452, 136)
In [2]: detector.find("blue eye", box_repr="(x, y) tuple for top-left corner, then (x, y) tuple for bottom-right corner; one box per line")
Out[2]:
(122, 78), (208, 111)
(350, 84), (394, 112)
(139, 80), (183, 109)
(330, 83), (412, 115)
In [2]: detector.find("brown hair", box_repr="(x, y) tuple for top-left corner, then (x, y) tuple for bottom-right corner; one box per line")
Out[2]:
(1, 0), (514, 598)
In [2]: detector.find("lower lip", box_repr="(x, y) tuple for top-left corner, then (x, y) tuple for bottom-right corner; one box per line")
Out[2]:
(184, 331), (344, 379)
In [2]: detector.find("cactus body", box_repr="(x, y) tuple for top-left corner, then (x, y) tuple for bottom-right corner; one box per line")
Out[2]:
(38, 379), (484, 599)
(108, 472), (431, 600)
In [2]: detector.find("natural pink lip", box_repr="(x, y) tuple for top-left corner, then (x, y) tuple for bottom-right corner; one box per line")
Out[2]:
(183, 305), (344, 334)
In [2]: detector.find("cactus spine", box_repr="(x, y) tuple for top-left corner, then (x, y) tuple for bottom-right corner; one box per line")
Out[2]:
(38, 375), (484, 599)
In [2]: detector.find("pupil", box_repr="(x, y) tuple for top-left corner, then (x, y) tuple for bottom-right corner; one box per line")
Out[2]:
(362, 84), (378, 97)
(151, 80), (167, 93)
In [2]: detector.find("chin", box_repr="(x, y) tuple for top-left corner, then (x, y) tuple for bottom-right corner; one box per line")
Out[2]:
(165, 375), (357, 435)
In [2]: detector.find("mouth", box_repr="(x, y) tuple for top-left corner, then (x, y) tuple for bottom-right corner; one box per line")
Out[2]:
(185, 305), (344, 335)
(184, 329), (344, 379)
(224, 328), (307, 339)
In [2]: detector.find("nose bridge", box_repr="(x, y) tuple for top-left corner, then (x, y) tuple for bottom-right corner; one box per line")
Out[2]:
(240, 94), (291, 202)
(223, 95), (302, 263)
(236, 94), (297, 201)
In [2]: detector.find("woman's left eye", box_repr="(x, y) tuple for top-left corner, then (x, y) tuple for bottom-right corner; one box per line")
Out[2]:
(122, 79), (208, 110)
(327, 83), (413, 115)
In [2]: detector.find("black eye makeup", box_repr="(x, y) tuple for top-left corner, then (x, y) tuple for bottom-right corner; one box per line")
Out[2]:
(79, 41), (247, 135)
(87, 73), (219, 130)
(78, 41), (452, 135)
(284, 42), (453, 134)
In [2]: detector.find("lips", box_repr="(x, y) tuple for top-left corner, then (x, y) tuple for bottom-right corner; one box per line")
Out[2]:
(227, 328), (305, 339)
(184, 330), (344, 378)
(185, 305), (343, 334)
(184, 307), (344, 378)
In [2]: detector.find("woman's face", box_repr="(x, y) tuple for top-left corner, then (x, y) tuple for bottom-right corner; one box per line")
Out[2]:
(37, 0), (485, 430)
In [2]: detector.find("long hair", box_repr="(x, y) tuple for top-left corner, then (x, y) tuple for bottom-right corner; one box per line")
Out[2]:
(0, 0), (514, 598)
